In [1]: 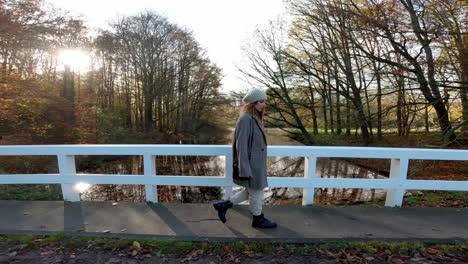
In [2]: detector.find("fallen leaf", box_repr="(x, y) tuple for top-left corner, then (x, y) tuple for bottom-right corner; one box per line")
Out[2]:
(132, 241), (141, 250)
(426, 248), (441, 255)
(101, 230), (111, 233)
(8, 251), (17, 257)
(341, 250), (360, 262)
(391, 257), (405, 264)
(105, 257), (121, 264)
(131, 250), (138, 257)
(120, 228), (127, 232)
(182, 249), (203, 262)
(112, 202), (118, 206)
(23, 212), (31, 215)
(70, 254), (76, 258)
(40, 250), (54, 256)
(15, 244), (28, 250)
(18, 249), (29, 255)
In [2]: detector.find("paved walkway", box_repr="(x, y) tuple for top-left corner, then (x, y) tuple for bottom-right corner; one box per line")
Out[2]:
(0, 201), (467, 242)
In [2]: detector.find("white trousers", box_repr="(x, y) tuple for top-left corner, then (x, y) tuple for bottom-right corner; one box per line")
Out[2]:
(230, 187), (263, 216)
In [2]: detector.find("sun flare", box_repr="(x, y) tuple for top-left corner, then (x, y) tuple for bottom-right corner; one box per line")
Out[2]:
(58, 49), (91, 72)
(74, 182), (91, 193)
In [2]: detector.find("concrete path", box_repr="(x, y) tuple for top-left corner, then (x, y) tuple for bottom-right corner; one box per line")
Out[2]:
(0, 201), (466, 242)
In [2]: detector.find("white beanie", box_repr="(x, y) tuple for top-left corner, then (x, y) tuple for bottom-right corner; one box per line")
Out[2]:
(242, 88), (267, 103)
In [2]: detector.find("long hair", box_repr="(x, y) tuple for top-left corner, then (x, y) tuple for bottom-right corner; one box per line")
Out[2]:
(240, 102), (264, 121)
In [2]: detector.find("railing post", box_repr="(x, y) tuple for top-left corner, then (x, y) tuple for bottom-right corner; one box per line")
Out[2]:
(144, 154), (157, 203)
(58, 155), (80, 202)
(223, 154), (233, 200)
(302, 155), (317, 206)
(385, 158), (409, 207)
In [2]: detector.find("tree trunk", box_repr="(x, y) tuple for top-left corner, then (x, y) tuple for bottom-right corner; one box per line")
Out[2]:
(353, 94), (371, 145)
(334, 62), (342, 134)
(143, 81), (153, 132)
(364, 83), (373, 136)
(425, 104), (430, 132)
(327, 69), (334, 134)
(460, 70), (468, 141)
(376, 63), (382, 139)
(396, 73), (404, 137)
(346, 85), (351, 135)
(336, 89), (342, 135)
(306, 78), (319, 135)
(322, 91), (328, 134)
(404, 0), (455, 142)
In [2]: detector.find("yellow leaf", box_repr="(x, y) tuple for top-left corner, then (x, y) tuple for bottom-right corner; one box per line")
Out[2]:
(133, 241), (141, 250)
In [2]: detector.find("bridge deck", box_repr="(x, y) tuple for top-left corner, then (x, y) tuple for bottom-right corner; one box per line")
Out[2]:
(0, 201), (466, 242)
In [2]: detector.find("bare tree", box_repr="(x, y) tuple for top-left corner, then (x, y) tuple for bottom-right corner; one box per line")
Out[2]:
(239, 20), (315, 144)
(346, 0), (457, 142)
(285, 0), (373, 144)
(92, 11), (223, 139)
(428, 0), (468, 140)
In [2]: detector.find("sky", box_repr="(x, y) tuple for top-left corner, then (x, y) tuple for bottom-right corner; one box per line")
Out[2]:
(47, 0), (286, 93)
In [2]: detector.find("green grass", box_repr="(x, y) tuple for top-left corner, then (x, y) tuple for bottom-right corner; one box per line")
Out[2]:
(360, 191), (467, 208)
(47, 231), (65, 242)
(4, 234), (35, 244)
(231, 241), (245, 251)
(289, 128), (448, 147)
(0, 184), (63, 200)
(405, 191), (467, 206)
(406, 193), (443, 205)
(262, 243), (274, 254)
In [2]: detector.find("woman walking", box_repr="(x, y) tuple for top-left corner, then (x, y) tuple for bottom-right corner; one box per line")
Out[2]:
(213, 88), (277, 228)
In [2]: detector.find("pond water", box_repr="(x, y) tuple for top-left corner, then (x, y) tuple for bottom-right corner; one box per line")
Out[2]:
(77, 129), (387, 205)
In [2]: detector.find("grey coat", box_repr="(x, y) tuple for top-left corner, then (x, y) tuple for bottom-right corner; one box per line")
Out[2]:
(232, 112), (268, 190)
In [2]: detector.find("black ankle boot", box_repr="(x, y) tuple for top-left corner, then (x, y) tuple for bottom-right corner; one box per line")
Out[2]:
(213, 200), (233, 223)
(252, 213), (277, 228)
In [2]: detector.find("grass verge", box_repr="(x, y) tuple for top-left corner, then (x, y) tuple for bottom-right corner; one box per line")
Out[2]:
(1, 233), (467, 256)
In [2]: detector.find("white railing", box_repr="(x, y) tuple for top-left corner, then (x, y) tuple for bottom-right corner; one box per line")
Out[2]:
(0, 145), (467, 207)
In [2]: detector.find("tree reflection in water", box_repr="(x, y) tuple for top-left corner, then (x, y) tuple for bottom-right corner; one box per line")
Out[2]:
(266, 157), (386, 205)
(78, 155), (223, 202)
(78, 155), (386, 205)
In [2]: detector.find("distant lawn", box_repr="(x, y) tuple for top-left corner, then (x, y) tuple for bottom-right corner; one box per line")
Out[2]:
(287, 128), (453, 148)
(0, 184), (63, 200)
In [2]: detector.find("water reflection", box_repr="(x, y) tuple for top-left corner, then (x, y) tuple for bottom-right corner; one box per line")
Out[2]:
(77, 156), (144, 202)
(266, 157), (387, 205)
(77, 154), (387, 205)
(77, 155), (224, 202)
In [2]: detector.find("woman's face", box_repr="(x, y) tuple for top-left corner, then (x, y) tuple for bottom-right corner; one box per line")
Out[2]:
(254, 100), (266, 112)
